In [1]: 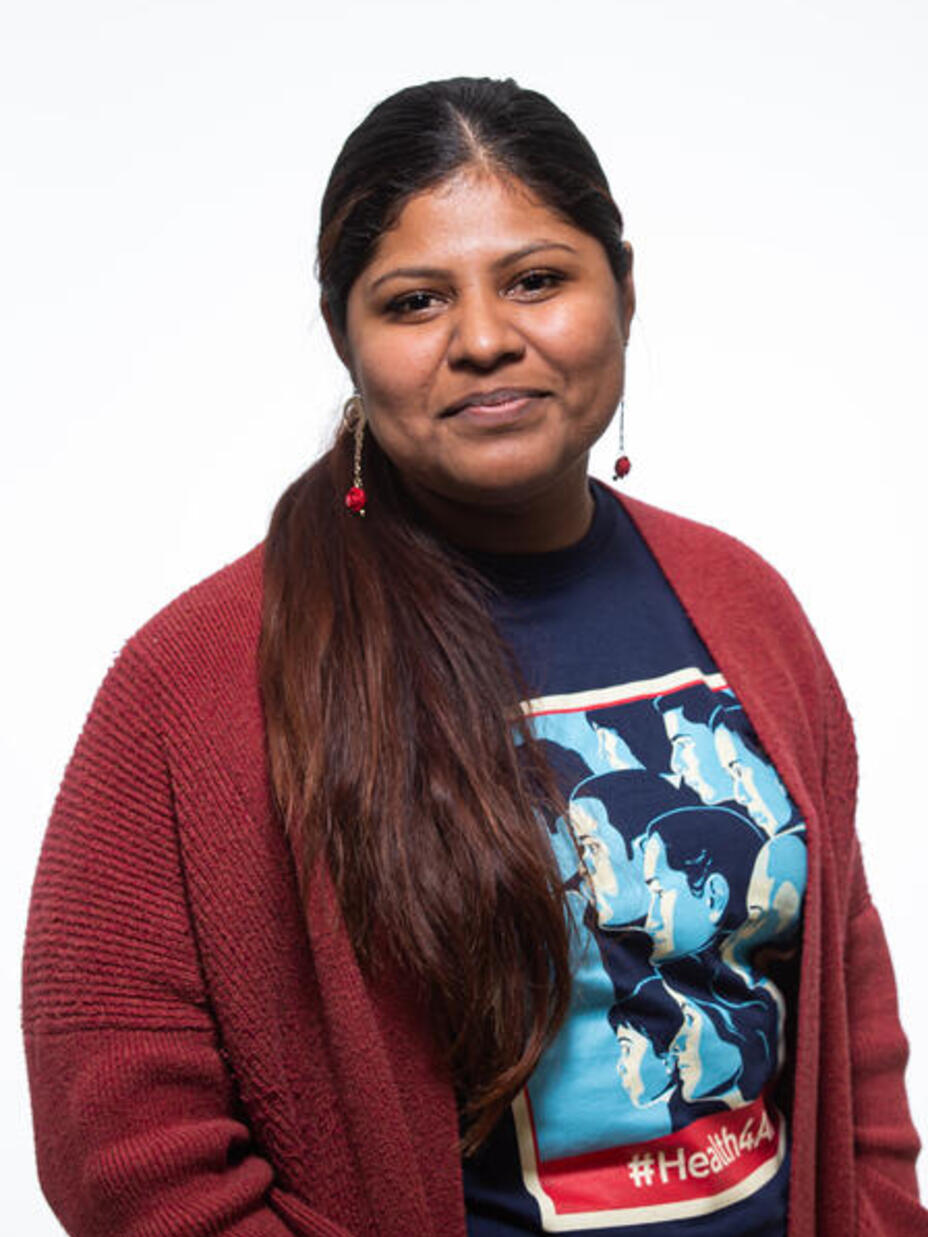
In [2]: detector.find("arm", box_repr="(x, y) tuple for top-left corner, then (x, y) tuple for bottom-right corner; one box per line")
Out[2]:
(823, 671), (927, 1231)
(21, 643), (351, 1237)
(846, 843), (928, 1233)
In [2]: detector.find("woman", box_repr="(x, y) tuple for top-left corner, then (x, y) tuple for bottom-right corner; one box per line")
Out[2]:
(21, 77), (926, 1236)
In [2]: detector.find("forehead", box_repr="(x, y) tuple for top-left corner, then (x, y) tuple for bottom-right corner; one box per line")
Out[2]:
(569, 797), (611, 834)
(713, 725), (738, 761)
(665, 708), (708, 739)
(642, 833), (664, 870)
(362, 168), (596, 275)
(662, 708), (684, 738)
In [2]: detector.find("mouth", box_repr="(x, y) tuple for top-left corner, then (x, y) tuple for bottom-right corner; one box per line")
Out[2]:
(439, 387), (549, 418)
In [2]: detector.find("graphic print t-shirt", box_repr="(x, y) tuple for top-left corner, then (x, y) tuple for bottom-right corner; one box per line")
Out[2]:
(461, 483), (807, 1236)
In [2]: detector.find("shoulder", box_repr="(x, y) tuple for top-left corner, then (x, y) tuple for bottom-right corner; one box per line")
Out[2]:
(617, 492), (795, 595)
(93, 542), (266, 729)
(613, 489), (852, 767)
(615, 490), (814, 642)
(134, 542), (264, 659)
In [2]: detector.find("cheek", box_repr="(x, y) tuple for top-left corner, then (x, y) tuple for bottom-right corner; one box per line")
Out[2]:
(343, 289), (442, 415)
(353, 331), (438, 410)
(537, 296), (625, 399)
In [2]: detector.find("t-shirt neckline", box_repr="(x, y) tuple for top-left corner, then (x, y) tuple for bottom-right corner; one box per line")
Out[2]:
(455, 479), (619, 595)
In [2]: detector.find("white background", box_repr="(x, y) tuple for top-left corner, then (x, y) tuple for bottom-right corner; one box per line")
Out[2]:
(3, 0), (926, 1229)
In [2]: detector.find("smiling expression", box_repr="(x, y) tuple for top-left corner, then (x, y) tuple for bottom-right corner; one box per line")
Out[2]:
(332, 167), (634, 513)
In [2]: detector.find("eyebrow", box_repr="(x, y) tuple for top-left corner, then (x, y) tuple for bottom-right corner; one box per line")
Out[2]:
(368, 240), (579, 292)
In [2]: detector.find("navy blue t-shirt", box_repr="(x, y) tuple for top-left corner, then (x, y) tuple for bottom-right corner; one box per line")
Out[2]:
(460, 481), (806, 1236)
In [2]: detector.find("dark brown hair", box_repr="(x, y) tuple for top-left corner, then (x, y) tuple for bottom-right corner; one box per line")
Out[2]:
(260, 77), (630, 1151)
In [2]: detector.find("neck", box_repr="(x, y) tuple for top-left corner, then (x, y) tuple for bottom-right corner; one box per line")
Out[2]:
(403, 462), (597, 555)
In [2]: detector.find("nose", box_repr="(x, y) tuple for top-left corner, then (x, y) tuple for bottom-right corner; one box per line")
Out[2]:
(446, 287), (525, 370)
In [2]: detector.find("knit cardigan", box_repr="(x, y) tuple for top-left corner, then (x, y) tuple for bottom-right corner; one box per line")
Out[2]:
(21, 493), (928, 1237)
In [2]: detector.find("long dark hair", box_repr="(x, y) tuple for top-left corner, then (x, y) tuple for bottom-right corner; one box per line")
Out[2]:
(260, 77), (631, 1152)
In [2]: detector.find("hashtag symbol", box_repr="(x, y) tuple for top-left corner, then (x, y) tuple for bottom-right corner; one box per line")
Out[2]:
(627, 1153), (656, 1187)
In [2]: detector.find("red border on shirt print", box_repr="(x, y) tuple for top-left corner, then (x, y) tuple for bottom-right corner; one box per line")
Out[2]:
(515, 1089), (785, 1227)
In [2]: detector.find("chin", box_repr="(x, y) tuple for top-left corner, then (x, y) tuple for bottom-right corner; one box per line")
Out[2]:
(444, 457), (585, 508)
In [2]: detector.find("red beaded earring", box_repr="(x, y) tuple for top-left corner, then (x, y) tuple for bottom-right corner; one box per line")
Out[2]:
(613, 395), (631, 480)
(342, 393), (367, 516)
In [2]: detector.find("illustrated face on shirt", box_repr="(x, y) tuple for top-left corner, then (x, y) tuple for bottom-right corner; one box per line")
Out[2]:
(568, 797), (648, 926)
(730, 831), (808, 962)
(668, 996), (742, 1103)
(642, 833), (729, 960)
(712, 724), (793, 836)
(614, 1022), (675, 1108)
(661, 708), (728, 804)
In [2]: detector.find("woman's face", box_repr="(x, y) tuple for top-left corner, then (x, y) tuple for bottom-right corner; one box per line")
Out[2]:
(333, 167), (633, 513)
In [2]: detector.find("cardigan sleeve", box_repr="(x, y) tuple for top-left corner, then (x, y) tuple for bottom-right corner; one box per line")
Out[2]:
(845, 891), (928, 1233)
(844, 841), (928, 1234)
(823, 672), (928, 1232)
(21, 644), (352, 1237)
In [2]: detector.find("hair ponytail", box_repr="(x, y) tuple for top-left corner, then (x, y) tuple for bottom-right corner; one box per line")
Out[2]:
(260, 423), (572, 1150)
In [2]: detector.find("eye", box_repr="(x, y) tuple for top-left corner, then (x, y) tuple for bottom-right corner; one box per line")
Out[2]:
(508, 269), (566, 298)
(385, 290), (442, 317)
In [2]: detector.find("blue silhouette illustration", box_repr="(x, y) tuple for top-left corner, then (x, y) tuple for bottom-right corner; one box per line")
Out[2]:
(654, 683), (735, 804)
(640, 805), (767, 962)
(710, 702), (798, 836)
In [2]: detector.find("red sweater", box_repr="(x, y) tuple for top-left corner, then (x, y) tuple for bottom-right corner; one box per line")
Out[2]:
(21, 494), (928, 1236)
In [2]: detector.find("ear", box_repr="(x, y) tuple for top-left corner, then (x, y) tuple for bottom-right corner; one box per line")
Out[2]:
(619, 242), (636, 345)
(320, 296), (355, 378)
(704, 872), (730, 924)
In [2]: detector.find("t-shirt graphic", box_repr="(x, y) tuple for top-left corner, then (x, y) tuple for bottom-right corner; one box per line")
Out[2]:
(508, 665), (807, 1232)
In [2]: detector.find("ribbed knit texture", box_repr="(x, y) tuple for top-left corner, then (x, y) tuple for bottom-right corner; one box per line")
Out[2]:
(21, 494), (928, 1235)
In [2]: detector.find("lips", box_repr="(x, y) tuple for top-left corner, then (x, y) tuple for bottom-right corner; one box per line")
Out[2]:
(439, 387), (548, 417)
